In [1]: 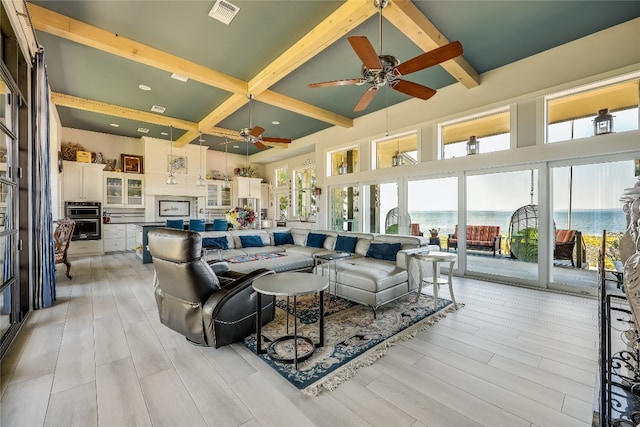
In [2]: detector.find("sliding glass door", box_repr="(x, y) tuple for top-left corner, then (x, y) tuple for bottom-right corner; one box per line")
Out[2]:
(407, 177), (458, 247)
(465, 169), (541, 284)
(550, 159), (632, 293)
(361, 181), (399, 234)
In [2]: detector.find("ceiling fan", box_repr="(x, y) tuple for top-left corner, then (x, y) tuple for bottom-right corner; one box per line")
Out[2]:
(307, 0), (464, 112)
(239, 95), (292, 150)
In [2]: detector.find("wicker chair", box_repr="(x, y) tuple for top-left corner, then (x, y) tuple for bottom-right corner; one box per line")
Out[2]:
(54, 218), (75, 279)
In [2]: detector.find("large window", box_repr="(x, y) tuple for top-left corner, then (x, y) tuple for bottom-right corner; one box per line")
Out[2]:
(292, 166), (316, 218)
(330, 186), (359, 231)
(372, 131), (417, 169)
(440, 108), (511, 159)
(546, 75), (639, 143)
(275, 167), (288, 187)
(408, 177), (458, 246)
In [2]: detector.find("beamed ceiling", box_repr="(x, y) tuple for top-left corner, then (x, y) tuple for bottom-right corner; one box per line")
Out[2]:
(23, 0), (640, 160)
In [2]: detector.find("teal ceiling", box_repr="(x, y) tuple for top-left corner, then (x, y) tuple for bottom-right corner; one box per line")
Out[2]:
(30, 1), (640, 156)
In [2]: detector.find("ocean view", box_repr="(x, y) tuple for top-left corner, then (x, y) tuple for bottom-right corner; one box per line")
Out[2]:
(409, 209), (626, 236)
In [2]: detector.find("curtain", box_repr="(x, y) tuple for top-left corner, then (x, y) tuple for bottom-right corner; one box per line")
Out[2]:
(32, 48), (55, 309)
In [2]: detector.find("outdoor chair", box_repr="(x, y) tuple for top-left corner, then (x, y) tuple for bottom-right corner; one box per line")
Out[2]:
(554, 229), (586, 267)
(54, 218), (75, 279)
(147, 227), (276, 348)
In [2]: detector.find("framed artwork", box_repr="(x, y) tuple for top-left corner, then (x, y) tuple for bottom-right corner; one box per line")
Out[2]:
(635, 159), (640, 177)
(158, 200), (190, 217)
(168, 155), (188, 174)
(121, 154), (143, 174)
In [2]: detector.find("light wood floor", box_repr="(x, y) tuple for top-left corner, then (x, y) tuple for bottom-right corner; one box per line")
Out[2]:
(0, 252), (598, 426)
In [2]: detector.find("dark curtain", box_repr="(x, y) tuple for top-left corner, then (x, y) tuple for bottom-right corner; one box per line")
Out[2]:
(32, 49), (55, 309)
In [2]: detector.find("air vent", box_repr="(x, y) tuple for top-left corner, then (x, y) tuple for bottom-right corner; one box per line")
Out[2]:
(151, 105), (166, 114)
(208, 0), (240, 25)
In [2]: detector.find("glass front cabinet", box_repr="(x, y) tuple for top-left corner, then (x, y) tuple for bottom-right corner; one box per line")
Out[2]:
(206, 180), (232, 208)
(104, 172), (145, 208)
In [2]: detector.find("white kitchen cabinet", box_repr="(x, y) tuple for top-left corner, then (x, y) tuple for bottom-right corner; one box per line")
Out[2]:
(126, 224), (138, 250)
(104, 223), (139, 252)
(104, 172), (144, 208)
(63, 161), (104, 201)
(206, 180), (231, 208)
(68, 239), (103, 257)
(234, 177), (261, 199)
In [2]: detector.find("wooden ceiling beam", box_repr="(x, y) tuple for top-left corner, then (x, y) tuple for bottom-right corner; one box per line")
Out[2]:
(27, 2), (353, 130)
(27, 3), (247, 94)
(249, 0), (376, 95)
(384, 0), (480, 89)
(256, 90), (353, 128)
(51, 92), (238, 143)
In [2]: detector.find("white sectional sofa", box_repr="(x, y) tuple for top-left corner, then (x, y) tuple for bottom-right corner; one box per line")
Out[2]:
(199, 227), (438, 313)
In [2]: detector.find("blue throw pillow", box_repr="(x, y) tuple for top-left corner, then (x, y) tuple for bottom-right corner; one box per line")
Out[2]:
(306, 232), (326, 248)
(334, 235), (357, 253)
(239, 235), (264, 248)
(274, 232), (294, 245)
(188, 219), (205, 232)
(202, 236), (228, 250)
(166, 219), (184, 230)
(366, 242), (401, 262)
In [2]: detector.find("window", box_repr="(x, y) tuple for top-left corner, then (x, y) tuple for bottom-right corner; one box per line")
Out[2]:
(546, 75), (639, 143)
(275, 167), (288, 187)
(440, 108), (510, 159)
(328, 146), (359, 176)
(292, 166), (316, 218)
(372, 131), (418, 169)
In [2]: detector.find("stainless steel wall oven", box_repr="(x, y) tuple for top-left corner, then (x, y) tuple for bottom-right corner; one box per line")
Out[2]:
(64, 201), (101, 240)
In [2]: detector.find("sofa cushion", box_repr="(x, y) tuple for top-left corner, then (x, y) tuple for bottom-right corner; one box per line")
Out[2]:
(202, 236), (228, 250)
(306, 232), (326, 248)
(366, 242), (402, 262)
(273, 232), (294, 245)
(239, 235), (264, 248)
(335, 235), (357, 253)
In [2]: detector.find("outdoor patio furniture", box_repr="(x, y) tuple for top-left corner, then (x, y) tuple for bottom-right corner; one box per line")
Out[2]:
(554, 229), (586, 268)
(447, 225), (502, 256)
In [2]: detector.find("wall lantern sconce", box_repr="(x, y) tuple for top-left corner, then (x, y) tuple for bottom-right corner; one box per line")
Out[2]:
(466, 135), (479, 155)
(593, 108), (614, 135)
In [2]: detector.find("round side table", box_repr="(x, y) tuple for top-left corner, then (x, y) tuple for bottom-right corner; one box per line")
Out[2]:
(412, 251), (458, 310)
(252, 272), (329, 370)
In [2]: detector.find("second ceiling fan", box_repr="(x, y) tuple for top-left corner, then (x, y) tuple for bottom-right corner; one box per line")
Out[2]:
(239, 95), (292, 150)
(308, 0), (464, 112)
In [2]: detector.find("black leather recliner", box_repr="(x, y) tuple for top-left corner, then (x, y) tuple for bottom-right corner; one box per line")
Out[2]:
(148, 227), (275, 348)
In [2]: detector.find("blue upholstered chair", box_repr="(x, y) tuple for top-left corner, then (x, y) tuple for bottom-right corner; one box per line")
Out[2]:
(188, 219), (205, 232)
(166, 219), (184, 230)
(212, 219), (228, 231)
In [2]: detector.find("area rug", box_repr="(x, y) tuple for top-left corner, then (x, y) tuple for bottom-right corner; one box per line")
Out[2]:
(224, 252), (286, 263)
(242, 292), (461, 396)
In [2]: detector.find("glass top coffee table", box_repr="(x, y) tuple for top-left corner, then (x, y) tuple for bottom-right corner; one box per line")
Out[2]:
(252, 272), (329, 370)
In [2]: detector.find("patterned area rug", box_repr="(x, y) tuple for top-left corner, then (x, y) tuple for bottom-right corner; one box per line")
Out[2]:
(224, 252), (286, 263)
(242, 292), (460, 396)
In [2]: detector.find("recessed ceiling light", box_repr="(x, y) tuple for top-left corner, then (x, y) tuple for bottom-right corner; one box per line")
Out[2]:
(272, 120), (280, 125)
(171, 73), (189, 82)
(151, 105), (166, 114)
(137, 127), (150, 134)
(160, 132), (168, 136)
(109, 123), (120, 127)
(138, 84), (151, 91)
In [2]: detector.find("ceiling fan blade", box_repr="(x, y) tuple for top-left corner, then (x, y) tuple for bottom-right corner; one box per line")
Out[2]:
(391, 80), (437, 100)
(261, 136), (291, 144)
(394, 41), (463, 76)
(249, 126), (264, 137)
(348, 36), (382, 70)
(354, 87), (378, 112)
(253, 141), (269, 150)
(308, 78), (363, 88)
